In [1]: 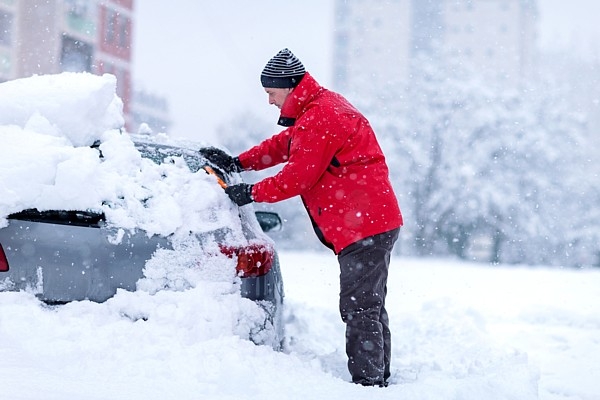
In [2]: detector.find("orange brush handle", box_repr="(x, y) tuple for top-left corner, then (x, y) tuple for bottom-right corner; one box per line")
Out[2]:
(202, 165), (228, 189)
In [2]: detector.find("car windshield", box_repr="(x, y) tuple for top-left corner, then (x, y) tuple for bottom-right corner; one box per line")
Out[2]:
(135, 140), (214, 175)
(134, 139), (266, 242)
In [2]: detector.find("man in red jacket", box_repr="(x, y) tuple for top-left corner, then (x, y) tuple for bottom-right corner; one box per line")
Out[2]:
(200, 48), (403, 387)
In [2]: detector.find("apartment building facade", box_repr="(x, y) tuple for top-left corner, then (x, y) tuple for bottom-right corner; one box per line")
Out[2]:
(130, 89), (172, 135)
(333, 0), (412, 98)
(0, 0), (134, 128)
(442, 0), (537, 83)
(333, 0), (538, 95)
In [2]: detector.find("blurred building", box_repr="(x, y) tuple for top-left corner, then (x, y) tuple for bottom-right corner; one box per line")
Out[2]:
(0, 0), (134, 129)
(333, 0), (538, 95)
(442, 0), (537, 83)
(130, 89), (172, 135)
(333, 0), (412, 97)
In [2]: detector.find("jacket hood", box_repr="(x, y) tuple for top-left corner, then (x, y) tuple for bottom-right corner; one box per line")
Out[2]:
(277, 72), (324, 127)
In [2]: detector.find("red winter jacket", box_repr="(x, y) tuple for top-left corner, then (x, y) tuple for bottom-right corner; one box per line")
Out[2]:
(238, 72), (403, 254)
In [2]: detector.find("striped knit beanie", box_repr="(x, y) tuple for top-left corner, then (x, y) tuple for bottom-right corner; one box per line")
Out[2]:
(260, 48), (306, 88)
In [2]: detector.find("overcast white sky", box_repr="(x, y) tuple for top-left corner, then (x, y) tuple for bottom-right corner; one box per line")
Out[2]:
(132, 0), (334, 143)
(132, 0), (600, 144)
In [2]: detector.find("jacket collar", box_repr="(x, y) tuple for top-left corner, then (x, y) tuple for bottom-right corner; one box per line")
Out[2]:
(277, 72), (323, 127)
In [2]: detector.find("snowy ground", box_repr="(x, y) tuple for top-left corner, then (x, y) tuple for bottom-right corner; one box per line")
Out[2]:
(1, 251), (598, 400)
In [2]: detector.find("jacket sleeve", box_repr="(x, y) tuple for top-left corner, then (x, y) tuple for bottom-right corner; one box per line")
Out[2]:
(237, 128), (293, 171)
(251, 110), (350, 203)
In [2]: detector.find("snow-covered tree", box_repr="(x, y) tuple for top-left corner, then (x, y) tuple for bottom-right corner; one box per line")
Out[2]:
(369, 54), (595, 266)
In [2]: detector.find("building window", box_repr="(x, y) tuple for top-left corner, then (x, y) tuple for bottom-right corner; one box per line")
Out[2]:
(61, 36), (93, 72)
(118, 15), (129, 48)
(105, 10), (130, 49)
(0, 10), (13, 46)
(65, 0), (89, 17)
(105, 9), (116, 44)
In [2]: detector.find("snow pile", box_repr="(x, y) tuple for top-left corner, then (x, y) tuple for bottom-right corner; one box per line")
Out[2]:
(4, 252), (599, 399)
(0, 72), (240, 240)
(0, 72), (123, 146)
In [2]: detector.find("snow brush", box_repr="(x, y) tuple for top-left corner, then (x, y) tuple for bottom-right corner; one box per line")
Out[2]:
(202, 165), (228, 189)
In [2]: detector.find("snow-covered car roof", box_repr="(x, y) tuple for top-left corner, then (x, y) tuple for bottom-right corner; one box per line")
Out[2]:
(0, 72), (241, 240)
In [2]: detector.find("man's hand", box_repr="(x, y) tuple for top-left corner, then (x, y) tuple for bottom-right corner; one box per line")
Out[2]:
(198, 147), (242, 174)
(225, 183), (254, 206)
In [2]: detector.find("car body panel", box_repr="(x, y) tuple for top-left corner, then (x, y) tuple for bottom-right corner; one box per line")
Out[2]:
(0, 215), (168, 302)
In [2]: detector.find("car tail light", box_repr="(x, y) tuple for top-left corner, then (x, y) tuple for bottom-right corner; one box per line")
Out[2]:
(219, 243), (274, 278)
(0, 244), (9, 272)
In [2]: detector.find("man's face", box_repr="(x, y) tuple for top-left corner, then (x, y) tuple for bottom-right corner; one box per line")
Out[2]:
(265, 87), (293, 109)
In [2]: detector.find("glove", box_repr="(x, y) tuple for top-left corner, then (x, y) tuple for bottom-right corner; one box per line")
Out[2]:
(198, 147), (242, 174)
(225, 183), (254, 206)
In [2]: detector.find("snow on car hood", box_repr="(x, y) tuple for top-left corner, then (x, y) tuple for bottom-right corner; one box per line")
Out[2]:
(0, 72), (242, 241)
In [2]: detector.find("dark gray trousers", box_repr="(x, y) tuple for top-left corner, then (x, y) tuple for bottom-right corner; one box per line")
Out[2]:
(337, 228), (399, 385)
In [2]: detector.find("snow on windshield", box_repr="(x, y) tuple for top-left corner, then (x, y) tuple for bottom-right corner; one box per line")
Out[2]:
(0, 72), (241, 241)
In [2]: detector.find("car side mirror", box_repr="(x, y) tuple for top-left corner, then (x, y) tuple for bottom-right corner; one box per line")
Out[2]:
(255, 211), (282, 233)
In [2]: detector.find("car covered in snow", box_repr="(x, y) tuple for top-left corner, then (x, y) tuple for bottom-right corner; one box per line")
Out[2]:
(0, 73), (284, 350)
